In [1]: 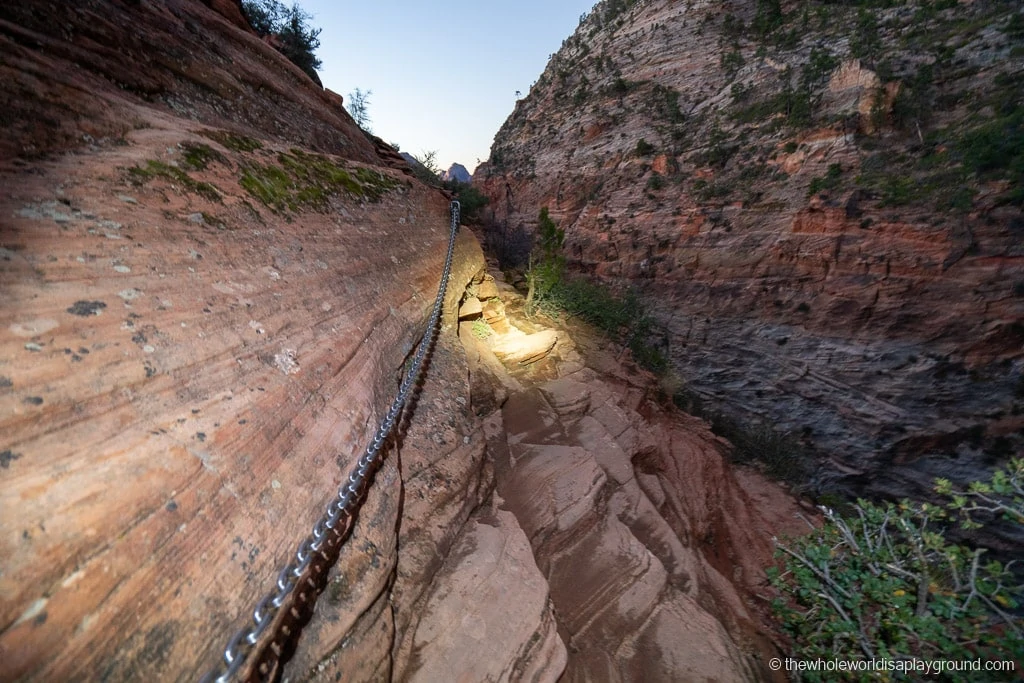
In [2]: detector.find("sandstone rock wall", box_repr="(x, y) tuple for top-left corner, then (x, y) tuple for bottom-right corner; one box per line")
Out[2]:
(476, 0), (1024, 496)
(0, 0), (377, 161)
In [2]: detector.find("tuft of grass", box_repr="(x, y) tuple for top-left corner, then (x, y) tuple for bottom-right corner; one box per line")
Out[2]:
(240, 149), (401, 212)
(179, 142), (225, 171)
(200, 130), (263, 153)
(470, 318), (493, 339)
(239, 164), (293, 211)
(127, 160), (221, 202)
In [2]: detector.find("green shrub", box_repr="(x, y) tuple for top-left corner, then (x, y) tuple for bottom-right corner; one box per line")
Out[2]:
(753, 0), (784, 36)
(635, 138), (656, 156)
(471, 318), (493, 339)
(721, 49), (745, 79)
(808, 162), (843, 195)
(770, 460), (1024, 680)
(850, 8), (881, 59)
(711, 414), (810, 487)
(650, 83), (686, 126)
(802, 47), (839, 89)
(646, 172), (666, 191)
(526, 207), (565, 307)
(892, 65), (934, 131)
(958, 110), (1024, 205)
(525, 206), (667, 373)
(444, 180), (489, 223)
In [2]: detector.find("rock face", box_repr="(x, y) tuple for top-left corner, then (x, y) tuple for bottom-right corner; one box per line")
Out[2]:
(0, 0), (375, 161)
(475, 0), (1024, 497)
(0, 1), (809, 681)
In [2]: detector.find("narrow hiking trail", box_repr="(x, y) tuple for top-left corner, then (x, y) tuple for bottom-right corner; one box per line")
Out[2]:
(439, 264), (809, 681)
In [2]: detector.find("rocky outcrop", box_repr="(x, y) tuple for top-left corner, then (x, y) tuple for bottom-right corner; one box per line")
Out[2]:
(443, 163), (473, 183)
(0, 1), (489, 679)
(458, 284), (804, 682)
(476, 0), (1024, 497)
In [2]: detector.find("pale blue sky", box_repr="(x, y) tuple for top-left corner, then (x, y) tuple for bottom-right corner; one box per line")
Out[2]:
(298, 1), (597, 174)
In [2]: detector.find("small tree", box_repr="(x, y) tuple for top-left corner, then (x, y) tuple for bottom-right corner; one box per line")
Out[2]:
(526, 207), (565, 312)
(242, 0), (322, 82)
(405, 150), (442, 186)
(347, 88), (373, 131)
(277, 4), (322, 80)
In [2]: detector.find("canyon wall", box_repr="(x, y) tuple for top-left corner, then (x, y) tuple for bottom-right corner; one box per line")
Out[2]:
(0, 1), (806, 680)
(476, 0), (1024, 500)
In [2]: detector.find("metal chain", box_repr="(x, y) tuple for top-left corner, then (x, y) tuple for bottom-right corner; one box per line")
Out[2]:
(201, 200), (461, 683)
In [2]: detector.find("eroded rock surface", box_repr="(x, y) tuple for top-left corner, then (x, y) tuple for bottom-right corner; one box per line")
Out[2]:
(458, 285), (806, 682)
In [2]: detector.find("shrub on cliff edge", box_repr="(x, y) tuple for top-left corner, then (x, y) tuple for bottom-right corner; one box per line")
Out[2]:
(770, 460), (1024, 681)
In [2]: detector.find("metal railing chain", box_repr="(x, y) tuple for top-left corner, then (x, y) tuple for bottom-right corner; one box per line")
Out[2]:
(201, 200), (461, 683)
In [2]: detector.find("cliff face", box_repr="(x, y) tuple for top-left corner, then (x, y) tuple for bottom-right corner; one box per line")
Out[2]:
(0, 1), (806, 680)
(476, 0), (1024, 497)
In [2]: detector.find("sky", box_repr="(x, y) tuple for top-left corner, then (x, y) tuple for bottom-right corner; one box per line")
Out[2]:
(298, 0), (597, 175)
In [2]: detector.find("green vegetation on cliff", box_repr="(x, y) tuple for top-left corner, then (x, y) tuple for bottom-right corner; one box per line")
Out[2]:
(526, 207), (668, 374)
(771, 460), (1024, 679)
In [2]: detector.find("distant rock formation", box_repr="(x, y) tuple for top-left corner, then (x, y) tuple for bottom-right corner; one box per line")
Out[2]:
(442, 162), (472, 183)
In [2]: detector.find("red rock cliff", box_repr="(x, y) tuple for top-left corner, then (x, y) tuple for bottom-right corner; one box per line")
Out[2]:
(476, 0), (1024, 499)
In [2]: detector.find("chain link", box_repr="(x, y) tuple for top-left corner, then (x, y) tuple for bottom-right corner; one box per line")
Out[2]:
(201, 200), (461, 683)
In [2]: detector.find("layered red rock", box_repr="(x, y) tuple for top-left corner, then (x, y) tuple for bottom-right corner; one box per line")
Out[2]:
(475, 0), (1024, 496)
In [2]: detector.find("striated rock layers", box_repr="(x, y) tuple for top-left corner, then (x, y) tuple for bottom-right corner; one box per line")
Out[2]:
(1, 0), (806, 681)
(476, 0), (1024, 498)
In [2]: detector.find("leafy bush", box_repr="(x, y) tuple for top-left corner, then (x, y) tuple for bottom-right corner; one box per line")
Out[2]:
(721, 49), (745, 79)
(753, 0), (784, 36)
(958, 109), (1024, 205)
(470, 318), (493, 339)
(526, 207), (566, 305)
(242, 1), (322, 82)
(850, 8), (881, 59)
(771, 460), (1024, 681)
(650, 83), (686, 126)
(808, 162), (843, 195)
(601, 0), (638, 26)
(525, 207), (667, 373)
(444, 180), (489, 223)
(646, 172), (666, 191)
(635, 138), (656, 156)
(802, 47), (839, 89)
(892, 65), (934, 131)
